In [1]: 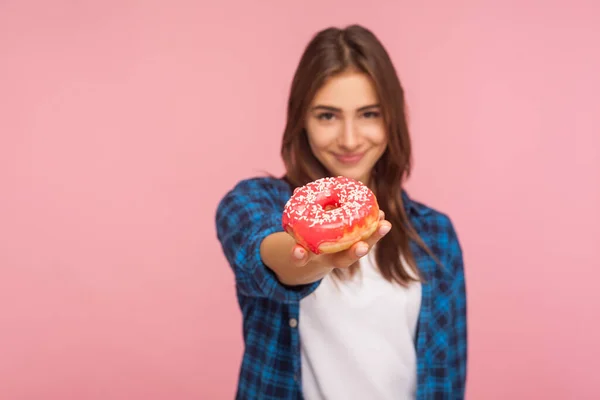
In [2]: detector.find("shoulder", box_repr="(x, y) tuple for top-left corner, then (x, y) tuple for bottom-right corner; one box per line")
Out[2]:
(403, 192), (456, 231)
(226, 176), (291, 195)
(403, 192), (463, 265)
(216, 176), (292, 213)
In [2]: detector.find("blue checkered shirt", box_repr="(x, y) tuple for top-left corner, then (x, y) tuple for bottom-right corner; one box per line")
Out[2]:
(215, 177), (467, 399)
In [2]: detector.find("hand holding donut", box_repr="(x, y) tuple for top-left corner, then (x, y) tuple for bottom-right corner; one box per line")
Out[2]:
(282, 176), (391, 269)
(290, 209), (391, 269)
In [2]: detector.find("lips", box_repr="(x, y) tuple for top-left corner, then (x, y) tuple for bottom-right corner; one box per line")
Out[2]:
(334, 152), (365, 164)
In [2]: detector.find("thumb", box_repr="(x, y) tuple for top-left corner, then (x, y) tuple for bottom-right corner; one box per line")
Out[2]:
(290, 244), (312, 267)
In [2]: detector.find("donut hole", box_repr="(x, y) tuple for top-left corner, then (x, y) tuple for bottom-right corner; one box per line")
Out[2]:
(324, 204), (339, 211)
(318, 196), (341, 212)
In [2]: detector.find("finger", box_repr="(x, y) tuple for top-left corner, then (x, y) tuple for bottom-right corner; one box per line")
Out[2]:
(328, 241), (369, 269)
(379, 210), (385, 221)
(354, 241), (370, 258)
(364, 220), (392, 248)
(291, 244), (311, 267)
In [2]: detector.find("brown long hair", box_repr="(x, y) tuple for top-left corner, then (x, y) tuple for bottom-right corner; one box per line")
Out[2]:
(280, 24), (433, 285)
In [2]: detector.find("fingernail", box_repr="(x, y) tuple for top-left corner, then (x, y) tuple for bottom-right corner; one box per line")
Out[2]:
(355, 244), (368, 257)
(379, 224), (391, 235)
(293, 248), (305, 259)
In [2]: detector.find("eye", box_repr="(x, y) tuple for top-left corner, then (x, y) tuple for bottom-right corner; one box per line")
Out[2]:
(362, 111), (380, 119)
(316, 112), (336, 121)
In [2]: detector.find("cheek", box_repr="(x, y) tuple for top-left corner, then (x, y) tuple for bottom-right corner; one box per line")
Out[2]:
(363, 124), (388, 146)
(306, 124), (337, 151)
(305, 130), (326, 161)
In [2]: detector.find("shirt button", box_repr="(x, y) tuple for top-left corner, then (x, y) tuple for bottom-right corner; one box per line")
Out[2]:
(289, 318), (298, 328)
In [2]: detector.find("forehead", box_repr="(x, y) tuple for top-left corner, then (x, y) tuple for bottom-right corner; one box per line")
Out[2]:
(311, 70), (379, 109)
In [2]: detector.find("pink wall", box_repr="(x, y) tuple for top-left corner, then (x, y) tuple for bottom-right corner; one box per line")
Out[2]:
(1, 1), (599, 399)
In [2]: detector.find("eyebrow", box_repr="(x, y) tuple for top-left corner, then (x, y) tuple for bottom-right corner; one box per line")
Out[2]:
(311, 104), (380, 113)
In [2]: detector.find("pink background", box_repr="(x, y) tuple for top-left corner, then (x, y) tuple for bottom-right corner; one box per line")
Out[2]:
(1, 1), (599, 399)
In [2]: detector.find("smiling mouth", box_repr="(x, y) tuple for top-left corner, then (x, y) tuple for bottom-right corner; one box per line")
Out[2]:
(333, 152), (365, 164)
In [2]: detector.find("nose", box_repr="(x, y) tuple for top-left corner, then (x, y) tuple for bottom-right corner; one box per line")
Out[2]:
(339, 119), (360, 151)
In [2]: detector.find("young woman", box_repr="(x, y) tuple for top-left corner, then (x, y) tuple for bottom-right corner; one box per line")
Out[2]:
(216, 24), (467, 400)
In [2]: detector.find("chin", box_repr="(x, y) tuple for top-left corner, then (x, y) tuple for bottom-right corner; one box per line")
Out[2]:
(329, 169), (369, 184)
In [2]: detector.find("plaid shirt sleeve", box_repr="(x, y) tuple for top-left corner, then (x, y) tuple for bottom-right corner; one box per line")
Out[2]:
(215, 177), (321, 304)
(447, 219), (467, 398)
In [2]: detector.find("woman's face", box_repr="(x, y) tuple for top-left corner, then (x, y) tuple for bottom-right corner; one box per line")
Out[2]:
(305, 70), (388, 185)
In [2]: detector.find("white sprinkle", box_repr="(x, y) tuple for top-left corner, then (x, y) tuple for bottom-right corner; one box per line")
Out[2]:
(282, 176), (375, 227)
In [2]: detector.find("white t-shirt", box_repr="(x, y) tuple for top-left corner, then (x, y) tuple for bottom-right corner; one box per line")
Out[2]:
(299, 250), (422, 400)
